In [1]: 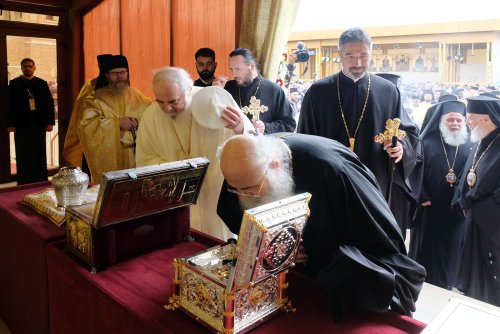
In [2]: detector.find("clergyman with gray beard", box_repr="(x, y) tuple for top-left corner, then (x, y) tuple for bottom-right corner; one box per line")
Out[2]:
(78, 55), (151, 184)
(216, 133), (426, 320)
(452, 95), (500, 306)
(409, 100), (473, 290)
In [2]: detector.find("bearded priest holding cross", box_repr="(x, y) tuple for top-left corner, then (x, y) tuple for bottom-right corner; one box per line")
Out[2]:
(224, 47), (296, 134)
(297, 27), (421, 236)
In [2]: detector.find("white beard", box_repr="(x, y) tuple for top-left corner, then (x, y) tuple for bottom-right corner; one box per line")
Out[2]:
(239, 167), (295, 211)
(470, 126), (490, 142)
(439, 122), (467, 146)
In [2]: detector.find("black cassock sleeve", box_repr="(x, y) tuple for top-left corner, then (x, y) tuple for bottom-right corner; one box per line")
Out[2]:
(312, 159), (426, 319)
(217, 180), (244, 235)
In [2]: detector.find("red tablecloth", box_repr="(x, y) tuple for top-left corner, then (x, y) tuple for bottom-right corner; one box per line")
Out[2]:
(0, 182), (66, 334)
(47, 235), (426, 334)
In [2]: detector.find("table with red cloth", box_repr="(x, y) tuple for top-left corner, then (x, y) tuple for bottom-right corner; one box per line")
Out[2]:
(0, 181), (66, 334)
(47, 234), (426, 334)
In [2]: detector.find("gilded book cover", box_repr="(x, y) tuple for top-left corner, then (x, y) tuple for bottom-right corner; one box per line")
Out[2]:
(167, 192), (311, 334)
(91, 157), (210, 228)
(65, 157), (209, 271)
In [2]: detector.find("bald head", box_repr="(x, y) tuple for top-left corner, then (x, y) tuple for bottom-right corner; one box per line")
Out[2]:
(219, 134), (295, 209)
(220, 135), (266, 189)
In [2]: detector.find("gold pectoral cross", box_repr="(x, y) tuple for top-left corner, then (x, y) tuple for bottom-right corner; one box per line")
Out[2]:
(349, 137), (355, 151)
(242, 96), (269, 122)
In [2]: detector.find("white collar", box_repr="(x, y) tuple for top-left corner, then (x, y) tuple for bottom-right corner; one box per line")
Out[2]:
(341, 70), (366, 83)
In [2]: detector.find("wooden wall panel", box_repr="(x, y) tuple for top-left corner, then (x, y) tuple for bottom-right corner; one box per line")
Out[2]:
(172, 0), (236, 81)
(82, 0), (235, 97)
(121, 0), (171, 98)
(82, 0), (120, 81)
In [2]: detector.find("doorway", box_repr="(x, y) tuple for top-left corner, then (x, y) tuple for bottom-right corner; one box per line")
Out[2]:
(0, 11), (67, 184)
(6, 35), (59, 178)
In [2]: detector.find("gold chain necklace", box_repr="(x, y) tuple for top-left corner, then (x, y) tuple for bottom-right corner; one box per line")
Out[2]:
(337, 73), (371, 151)
(440, 136), (460, 187)
(170, 115), (192, 159)
(466, 132), (500, 187)
(238, 76), (262, 109)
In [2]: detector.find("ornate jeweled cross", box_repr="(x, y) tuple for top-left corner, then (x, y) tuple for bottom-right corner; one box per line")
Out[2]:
(242, 96), (269, 122)
(374, 118), (407, 145)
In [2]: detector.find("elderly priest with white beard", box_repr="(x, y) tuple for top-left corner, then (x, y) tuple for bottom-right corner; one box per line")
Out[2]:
(217, 133), (426, 319)
(409, 100), (473, 290)
(453, 95), (500, 306)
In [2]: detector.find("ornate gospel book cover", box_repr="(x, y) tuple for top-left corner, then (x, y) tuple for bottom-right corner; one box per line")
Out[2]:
(167, 192), (311, 334)
(66, 157), (209, 272)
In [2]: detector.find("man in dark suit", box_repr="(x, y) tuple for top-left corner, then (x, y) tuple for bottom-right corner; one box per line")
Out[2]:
(6, 58), (55, 184)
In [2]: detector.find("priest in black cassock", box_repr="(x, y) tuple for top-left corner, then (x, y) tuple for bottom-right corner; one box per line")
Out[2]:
(6, 58), (55, 185)
(297, 27), (420, 235)
(224, 48), (296, 134)
(217, 133), (426, 319)
(452, 95), (500, 306)
(409, 101), (473, 290)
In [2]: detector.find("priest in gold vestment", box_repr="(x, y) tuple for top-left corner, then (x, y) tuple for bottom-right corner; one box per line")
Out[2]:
(62, 54), (111, 171)
(136, 67), (254, 240)
(78, 55), (151, 184)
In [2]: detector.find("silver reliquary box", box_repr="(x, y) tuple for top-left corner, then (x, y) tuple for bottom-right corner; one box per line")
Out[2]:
(167, 192), (311, 334)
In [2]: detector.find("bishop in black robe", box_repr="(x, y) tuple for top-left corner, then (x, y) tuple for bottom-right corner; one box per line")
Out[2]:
(217, 133), (426, 319)
(297, 72), (421, 233)
(452, 95), (500, 306)
(420, 93), (460, 132)
(225, 76), (296, 133)
(409, 101), (473, 289)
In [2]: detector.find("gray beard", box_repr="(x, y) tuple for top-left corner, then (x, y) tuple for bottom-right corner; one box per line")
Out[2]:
(238, 167), (295, 211)
(470, 126), (490, 142)
(439, 122), (467, 146)
(109, 80), (130, 93)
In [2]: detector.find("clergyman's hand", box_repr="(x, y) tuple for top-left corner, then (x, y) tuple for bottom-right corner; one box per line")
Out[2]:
(222, 105), (244, 134)
(119, 117), (138, 131)
(212, 76), (228, 88)
(253, 120), (265, 134)
(384, 140), (404, 163)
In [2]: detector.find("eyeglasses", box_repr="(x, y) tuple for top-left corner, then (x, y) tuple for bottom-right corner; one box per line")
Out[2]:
(226, 170), (267, 198)
(107, 70), (128, 77)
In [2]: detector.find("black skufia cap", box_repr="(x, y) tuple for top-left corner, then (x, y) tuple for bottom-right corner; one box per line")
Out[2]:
(438, 94), (458, 102)
(97, 54), (112, 65)
(466, 95), (500, 127)
(101, 55), (129, 73)
(95, 54), (113, 90)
